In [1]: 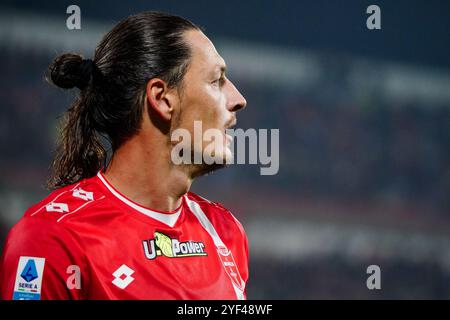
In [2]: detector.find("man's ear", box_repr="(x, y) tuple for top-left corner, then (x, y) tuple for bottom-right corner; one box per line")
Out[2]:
(145, 78), (175, 121)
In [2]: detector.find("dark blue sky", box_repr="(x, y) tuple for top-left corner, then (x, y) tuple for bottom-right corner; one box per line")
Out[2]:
(3, 0), (450, 70)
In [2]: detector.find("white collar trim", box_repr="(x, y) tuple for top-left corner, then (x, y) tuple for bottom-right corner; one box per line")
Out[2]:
(96, 172), (182, 227)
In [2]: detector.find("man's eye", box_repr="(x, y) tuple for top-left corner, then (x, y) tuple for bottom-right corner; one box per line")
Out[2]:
(213, 77), (225, 87)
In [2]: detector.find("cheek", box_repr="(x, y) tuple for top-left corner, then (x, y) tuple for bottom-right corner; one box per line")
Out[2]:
(178, 84), (227, 132)
(194, 87), (226, 127)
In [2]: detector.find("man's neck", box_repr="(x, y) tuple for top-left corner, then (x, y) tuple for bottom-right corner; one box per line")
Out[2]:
(103, 135), (192, 213)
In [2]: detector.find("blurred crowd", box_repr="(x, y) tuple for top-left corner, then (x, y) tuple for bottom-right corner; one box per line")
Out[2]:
(249, 255), (450, 299)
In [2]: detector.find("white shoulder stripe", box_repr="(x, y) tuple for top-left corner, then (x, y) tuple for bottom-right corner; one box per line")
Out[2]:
(185, 198), (225, 248)
(185, 197), (246, 300)
(30, 183), (81, 217)
(56, 195), (106, 223)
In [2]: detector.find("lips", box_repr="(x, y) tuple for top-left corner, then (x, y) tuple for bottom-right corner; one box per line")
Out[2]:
(223, 117), (236, 146)
(225, 117), (237, 130)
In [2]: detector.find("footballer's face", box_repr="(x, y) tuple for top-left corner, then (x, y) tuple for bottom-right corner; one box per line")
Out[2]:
(171, 29), (247, 176)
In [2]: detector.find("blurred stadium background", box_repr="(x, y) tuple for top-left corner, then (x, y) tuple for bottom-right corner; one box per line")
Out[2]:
(0, 0), (449, 299)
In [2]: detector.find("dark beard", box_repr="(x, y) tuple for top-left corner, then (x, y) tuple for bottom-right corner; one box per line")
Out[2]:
(173, 147), (229, 178)
(190, 161), (227, 179)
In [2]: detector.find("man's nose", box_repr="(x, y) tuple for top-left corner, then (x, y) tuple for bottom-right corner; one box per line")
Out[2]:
(227, 80), (247, 112)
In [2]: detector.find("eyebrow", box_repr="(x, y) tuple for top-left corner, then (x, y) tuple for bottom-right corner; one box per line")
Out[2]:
(208, 63), (227, 78)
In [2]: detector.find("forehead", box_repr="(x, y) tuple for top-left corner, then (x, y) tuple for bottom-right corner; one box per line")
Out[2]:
(183, 29), (226, 74)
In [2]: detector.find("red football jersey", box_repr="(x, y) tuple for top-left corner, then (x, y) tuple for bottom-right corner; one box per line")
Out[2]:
(0, 172), (249, 300)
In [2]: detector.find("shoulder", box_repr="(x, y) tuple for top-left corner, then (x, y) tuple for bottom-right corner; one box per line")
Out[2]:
(3, 176), (111, 252)
(1, 177), (110, 271)
(185, 192), (238, 220)
(23, 176), (108, 224)
(0, 186), (95, 300)
(185, 192), (247, 242)
(3, 177), (106, 255)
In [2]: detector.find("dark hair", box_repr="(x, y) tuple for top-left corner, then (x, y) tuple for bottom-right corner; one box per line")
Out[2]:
(46, 11), (198, 189)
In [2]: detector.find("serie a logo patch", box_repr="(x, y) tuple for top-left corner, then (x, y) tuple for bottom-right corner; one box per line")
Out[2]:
(142, 231), (207, 260)
(13, 256), (46, 300)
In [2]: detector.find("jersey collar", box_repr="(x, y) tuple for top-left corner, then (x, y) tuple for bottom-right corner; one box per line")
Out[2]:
(96, 171), (183, 227)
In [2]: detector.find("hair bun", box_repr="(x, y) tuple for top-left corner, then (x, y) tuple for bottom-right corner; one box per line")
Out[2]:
(48, 53), (94, 90)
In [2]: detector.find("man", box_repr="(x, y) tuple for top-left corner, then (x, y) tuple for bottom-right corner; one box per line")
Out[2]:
(0, 11), (248, 300)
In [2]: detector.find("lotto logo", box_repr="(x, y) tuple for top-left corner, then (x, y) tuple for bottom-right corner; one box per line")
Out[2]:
(112, 264), (135, 289)
(45, 202), (69, 213)
(72, 188), (94, 201)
